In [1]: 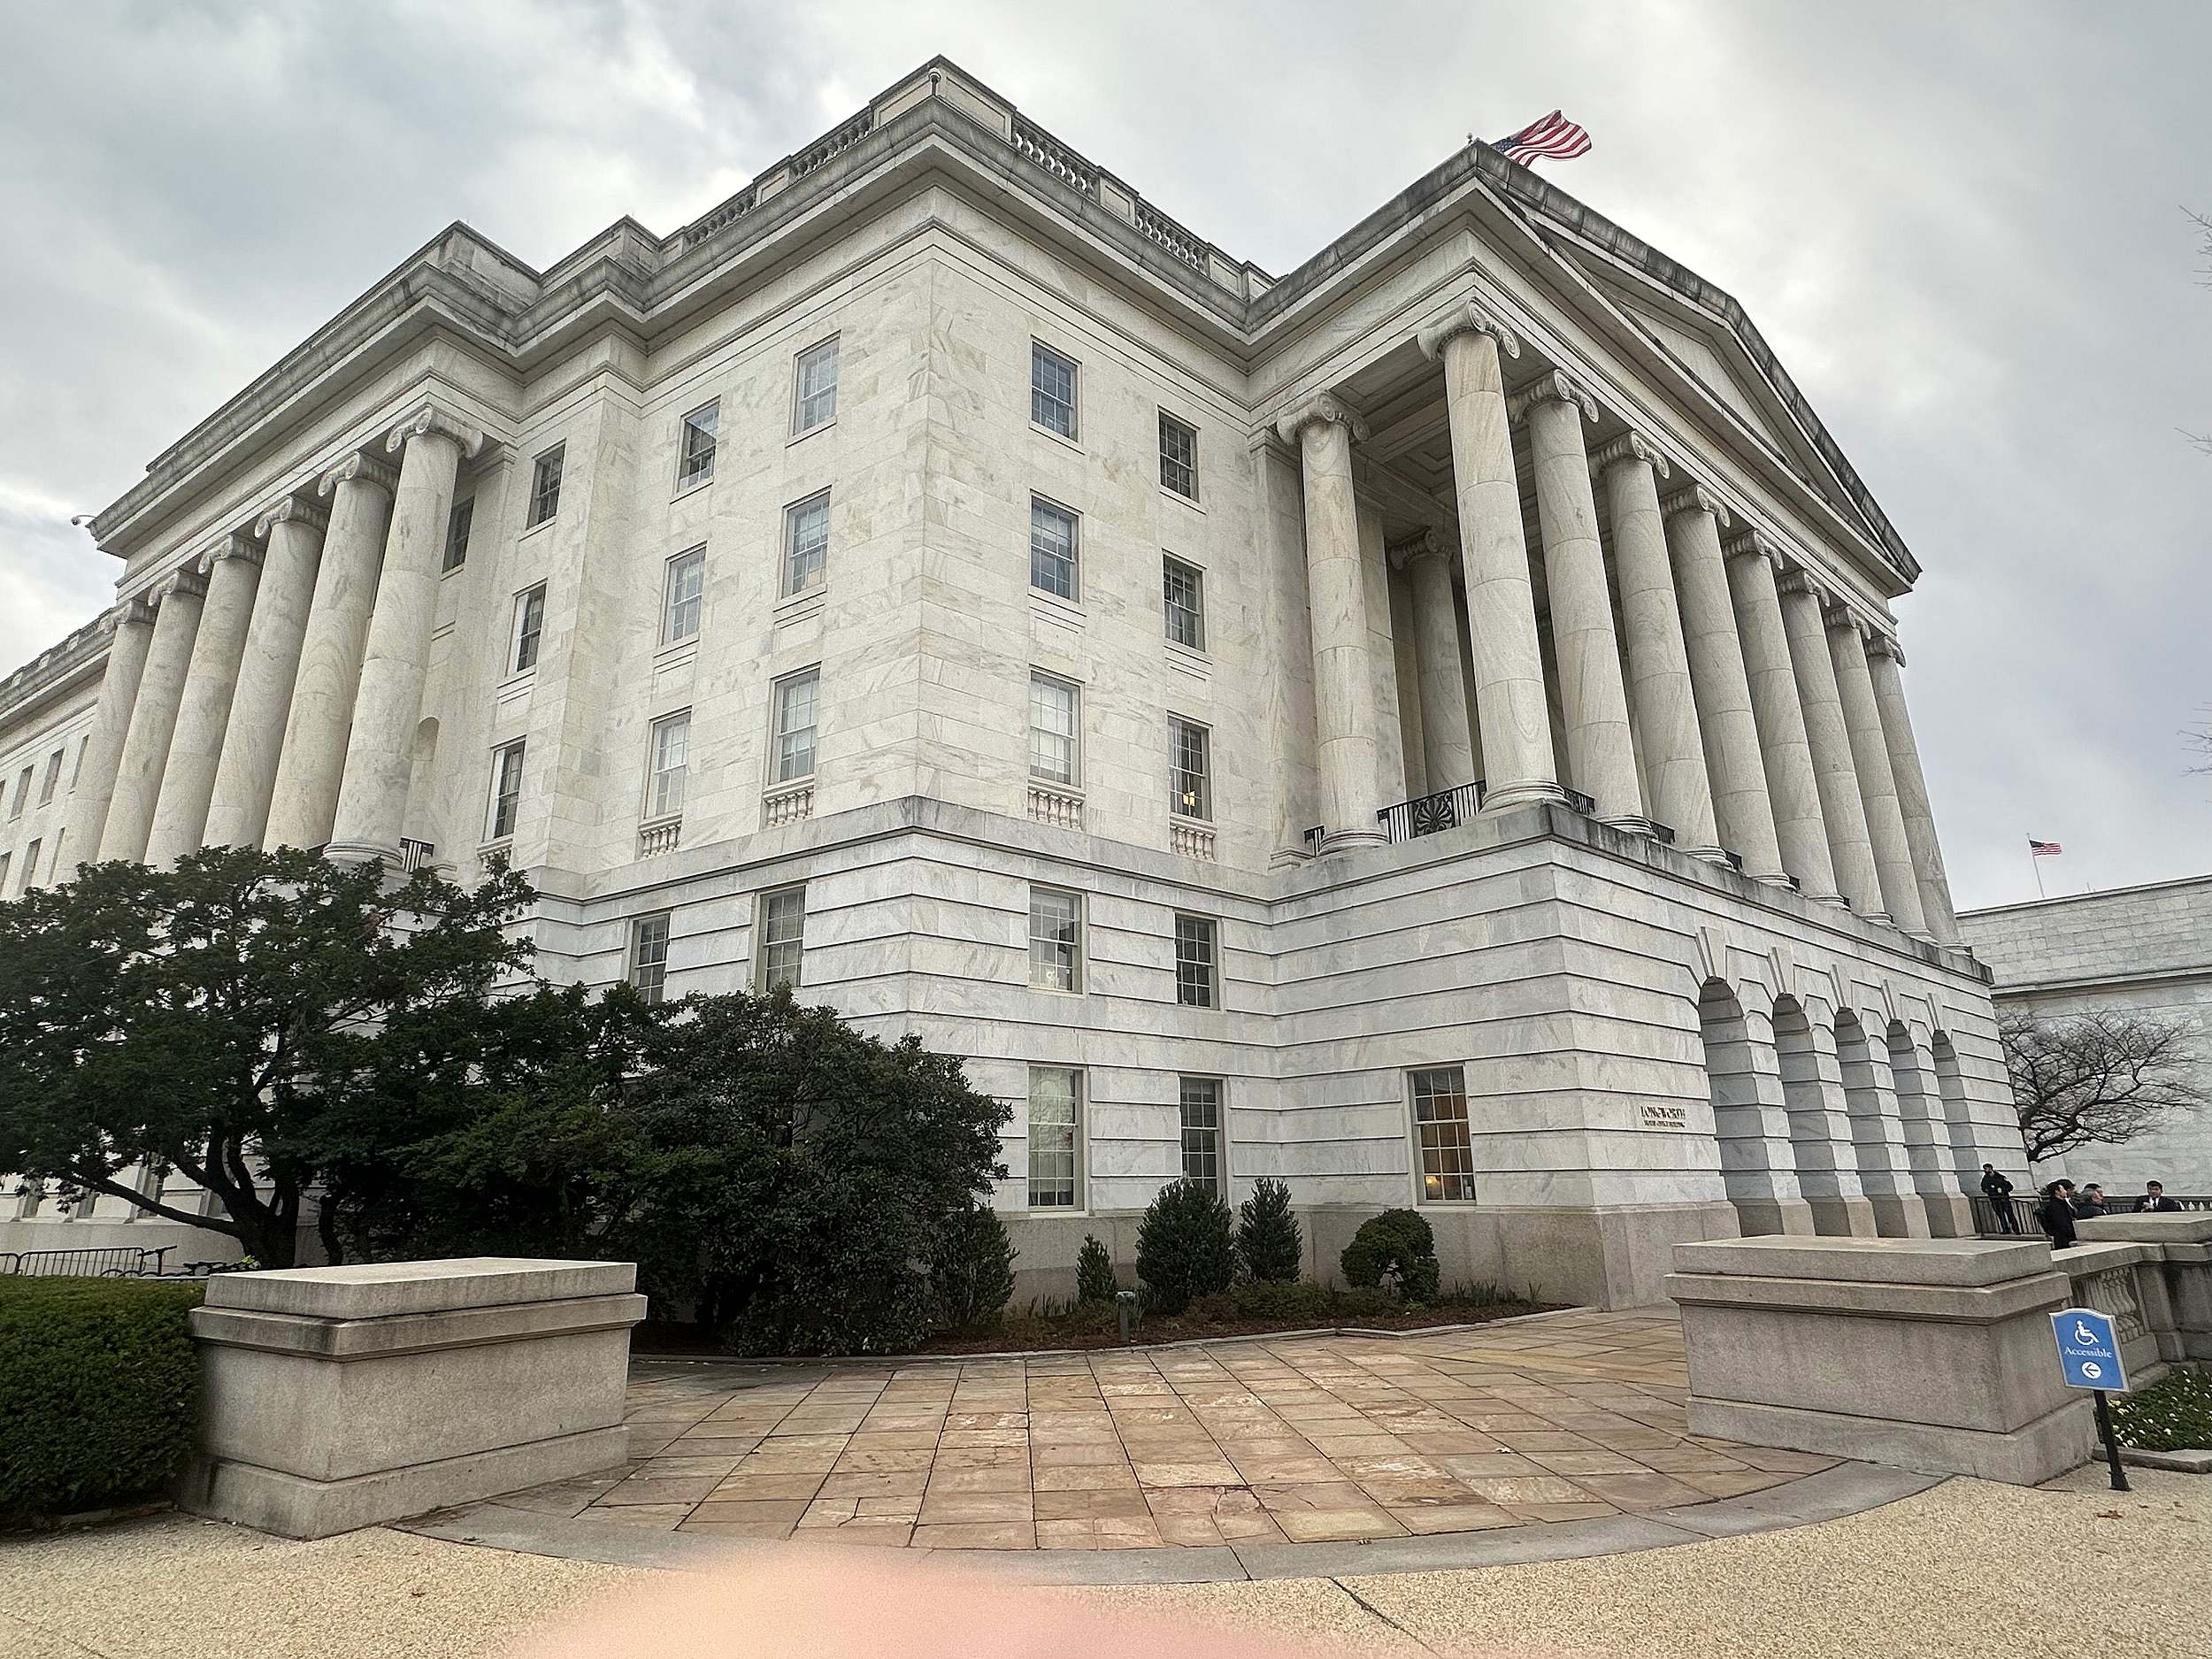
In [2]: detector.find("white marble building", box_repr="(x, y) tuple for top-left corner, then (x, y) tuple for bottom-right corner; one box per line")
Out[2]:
(0, 59), (2031, 1303)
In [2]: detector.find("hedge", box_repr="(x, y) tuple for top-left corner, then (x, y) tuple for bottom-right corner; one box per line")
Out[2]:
(0, 1277), (204, 1520)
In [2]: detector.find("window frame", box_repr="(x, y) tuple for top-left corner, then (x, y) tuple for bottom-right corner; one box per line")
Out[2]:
(511, 583), (547, 673)
(1030, 341), (1079, 439)
(627, 911), (672, 1005)
(792, 336), (840, 435)
(1172, 912), (1219, 1009)
(1409, 1064), (1478, 1204)
(442, 496), (474, 572)
(8, 766), (29, 818)
(1178, 1076), (1227, 1194)
(644, 709), (691, 822)
(769, 666), (822, 785)
(1027, 885), (1084, 994)
(1169, 715), (1212, 821)
(0, 852), (10, 895)
(37, 749), (64, 806)
(1026, 1064), (1084, 1210)
(486, 741), (526, 842)
(1028, 495), (1081, 603)
(661, 547), (705, 647)
(675, 399), (719, 491)
(781, 488), (831, 598)
(1163, 555), (1206, 651)
(1158, 410), (1199, 501)
(1026, 670), (1081, 787)
(755, 884), (807, 994)
(526, 443), (565, 528)
(19, 840), (40, 894)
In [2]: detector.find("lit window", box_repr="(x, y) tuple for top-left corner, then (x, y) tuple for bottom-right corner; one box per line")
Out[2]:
(628, 912), (672, 1004)
(1179, 1077), (1225, 1192)
(1163, 556), (1205, 650)
(677, 401), (719, 490)
(663, 548), (704, 646)
(527, 444), (565, 526)
(1029, 887), (1081, 992)
(1030, 498), (1079, 601)
(1028, 672), (1079, 785)
(646, 711), (690, 819)
(20, 840), (40, 893)
(1411, 1065), (1476, 1202)
(1173, 914), (1217, 1008)
(1159, 411), (1198, 500)
(757, 886), (805, 992)
(1169, 717), (1210, 820)
(794, 338), (839, 434)
(1027, 1066), (1081, 1209)
(772, 669), (820, 783)
(1031, 342), (1078, 437)
(511, 585), (547, 672)
(783, 490), (830, 596)
(38, 749), (63, 806)
(487, 741), (526, 841)
(442, 498), (473, 572)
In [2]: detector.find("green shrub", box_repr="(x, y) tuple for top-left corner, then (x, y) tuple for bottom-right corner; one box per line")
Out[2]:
(1340, 1209), (1440, 1302)
(1329, 1284), (1402, 1320)
(932, 1203), (1017, 1331)
(1135, 1179), (1236, 1315)
(1075, 1234), (1118, 1304)
(0, 1277), (204, 1520)
(1235, 1178), (1302, 1282)
(2108, 1367), (2212, 1452)
(1232, 1278), (1330, 1321)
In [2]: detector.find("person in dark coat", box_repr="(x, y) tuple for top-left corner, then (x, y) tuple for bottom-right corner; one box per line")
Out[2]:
(2139, 1181), (2183, 1213)
(2072, 1183), (2109, 1218)
(1979, 1164), (2017, 1232)
(2039, 1180), (2079, 1250)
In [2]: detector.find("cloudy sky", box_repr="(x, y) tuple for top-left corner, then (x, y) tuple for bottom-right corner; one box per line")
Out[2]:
(2, 1), (2204, 910)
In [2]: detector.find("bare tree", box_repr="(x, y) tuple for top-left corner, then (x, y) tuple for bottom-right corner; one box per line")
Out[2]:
(2001, 1009), (2208, 1163)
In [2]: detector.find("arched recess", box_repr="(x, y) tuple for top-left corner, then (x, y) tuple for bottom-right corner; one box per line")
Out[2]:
(1772, 995), (1855, 1235)
(1699, 979), (1796, 1236)
(1835, 1009), (1916, 1236)
(1931, 1031), (1980, 1177)
(1887, 1020), (1963, 1235)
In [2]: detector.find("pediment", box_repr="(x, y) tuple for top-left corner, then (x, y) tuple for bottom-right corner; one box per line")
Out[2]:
(1614, 297), (1797, 455)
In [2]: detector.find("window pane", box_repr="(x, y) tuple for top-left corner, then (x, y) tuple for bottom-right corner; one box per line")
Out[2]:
(795, 339), (839, 431)
(39, 749), (63, 804)
(1159, 412), (1197, 499)
(529, 445), (564, 526)
(773, 670), (819, 782)
(1411, 1066), (1476, 1202)
(759, 887), (805, 991)
(1028, 887), (1080, 991)
(630, 912), (671, 1004)
(784, 491), (830, 595)
(1028, 673), (1078, 783)
(1029, 499), (1078, 599)
(1027, 1066), (1081, 1208)
(1031, 342), (1077, 437)
(513, 587), (545, 672)
(1179, 1077), (1223, 1189)
(1174, 914), (1217, 1008)
(442, 498), (474, 572)
(1163, 557), (1205, 649)
(488, 743), (526, 841)
(649, 713), (690, 818)
(678, 402), (718, 488)
(664, 549), (704, 644)
(1170, 719), (1210, 819)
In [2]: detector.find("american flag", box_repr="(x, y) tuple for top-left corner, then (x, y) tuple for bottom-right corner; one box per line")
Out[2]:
(1496, 111), (1592, 166)
(2029, 838), (2063, 856)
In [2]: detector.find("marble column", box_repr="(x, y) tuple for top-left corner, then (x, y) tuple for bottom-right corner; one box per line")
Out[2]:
(99, 572), (205, 863)
(1867, 636), (1962, 944)
(1663, 488), (1786, 883)
(1827, 613), (1930, 937)
(1601, 437), (1722, 859)
(144, 534), (264, 865)
(1776, 566), (1884, 918)
(1723, 531), (1840, 903)
(1512, 372), (1645, 828)
(60, 598), (157, 872)
(265, 453), (396, 851)
(205, 498), (328, 850)
(1276, 394), (1386, 851)
(1393, 530), (1477, 790)
(1417, 303), (1565, 810)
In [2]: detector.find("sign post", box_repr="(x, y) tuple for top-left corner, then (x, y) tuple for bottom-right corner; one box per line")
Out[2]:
(2049, 1306), (2131, 1492)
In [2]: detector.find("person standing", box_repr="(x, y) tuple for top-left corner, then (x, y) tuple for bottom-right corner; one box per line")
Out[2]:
(2139, 1180), (2183, 1213)
(2073, 1182), (2109, 1218)
(2039, 1180), (2080, 1251)
(1979, 1164), (2017, 1233)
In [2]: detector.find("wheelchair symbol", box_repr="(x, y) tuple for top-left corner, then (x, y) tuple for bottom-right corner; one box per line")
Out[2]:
(2074, 1319), (2100, 1345)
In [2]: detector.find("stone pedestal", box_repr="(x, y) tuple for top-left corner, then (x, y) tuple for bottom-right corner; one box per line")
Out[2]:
(2078, 1211), (2212, 1363)
(1665, 1236), (2092, 1485)
(184, 1256), (644, 1539)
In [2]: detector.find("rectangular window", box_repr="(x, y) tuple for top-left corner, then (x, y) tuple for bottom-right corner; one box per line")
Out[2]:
(783, 490), (830, 597)
(1028, 887), (1081, 992)
(442, 497), (474, 572)
(20, 840), (39, 893)
(1028, 672), (1079, 785)
(676, 400), (719, 490)
(1030, 342), (1078, 438)
(1163, 556), (1205, 650)
(38, 749), (64, 806)
(1169, 717), (1211, 820)
(8, 767), (28, 818)
(1029, 497), (1079, 601)
(1179, 1077), (1225, 1192)
(71, 735), (88, 789)
(793, 337), (839, 434)
(1027, 1065), (1081, 1209)
(1173, 914), (1218, 1008)
(527, 444), (565, 527)
(757, 885), (805, 993)
(628, 912), (672, 1005)
(1159, 411), (1198, 500)
(0, 853), (10, 895)
(511, 584), (547, 672)
(771, 668), (820, 783)
(487, 741), (526, 841)
(1411, 1065), (1477, 1202)
(646, 710), (690, 819)
(662, 548), (705, 646)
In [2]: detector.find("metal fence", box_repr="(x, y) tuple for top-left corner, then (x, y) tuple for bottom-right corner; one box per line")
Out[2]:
(1970, 1194), (2210, 1238)
(0, 1245), (172, 1279)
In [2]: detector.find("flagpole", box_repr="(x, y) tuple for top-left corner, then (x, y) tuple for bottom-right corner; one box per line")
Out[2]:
(2030, 837), (2046, 900)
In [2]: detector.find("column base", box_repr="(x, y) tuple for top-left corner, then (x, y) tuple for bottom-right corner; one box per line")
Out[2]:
(323, 838), (404, 870)
(1479, 778), (1571, 811)
(1861, 909), (1895, 927)
(1804, 889), (1848, 908)
(1866, 1192), (1933, 1239)
(1318, 827), (1388, 855)
(1686, 844), (1735, 868)
(1598, 813), (1660, 838)
(1727, 1195), (1819, 1239)
(1803, 1194), (1880, 1237)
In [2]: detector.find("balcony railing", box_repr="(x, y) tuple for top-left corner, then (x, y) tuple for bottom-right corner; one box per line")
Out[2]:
(1970, 1194), (2211, 1238)
(1377, 781), (1484, 843)
(1011, 115), (1098, 196)
(638, 819), (681, 858)
(1561, 786), (1598, 818)
(397, 837), (435, 872)
(788, 108), (873, 179)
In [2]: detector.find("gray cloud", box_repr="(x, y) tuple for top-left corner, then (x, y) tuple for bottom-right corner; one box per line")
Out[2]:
(3, 0), (2204, 909)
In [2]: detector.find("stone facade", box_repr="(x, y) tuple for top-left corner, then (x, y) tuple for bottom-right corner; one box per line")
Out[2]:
(0, 58), (2027, 1305)
(1958, 876), (2212, 1194)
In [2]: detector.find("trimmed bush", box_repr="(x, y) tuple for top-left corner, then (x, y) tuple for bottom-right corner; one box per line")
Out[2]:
(1135, 1179), (1236, 1315)
(0, 1277), (204, 1520)
(1075, 1234), (1118, 1304)
(933, 1203), (1017, 1331)
(1230, 1277), (1330, 1321)
(1340, 1209), (1440, 1302)
(1235, 1178), (1302, 1283)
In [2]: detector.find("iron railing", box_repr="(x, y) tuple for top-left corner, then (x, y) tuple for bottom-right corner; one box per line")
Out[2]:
(397, 838), (435, 872)
(1970, 1194), (2211, 1237)
(1, 1246), (172, 1279)
(1378, 781), (1484, 843)
(1561, 787), (1598, 818)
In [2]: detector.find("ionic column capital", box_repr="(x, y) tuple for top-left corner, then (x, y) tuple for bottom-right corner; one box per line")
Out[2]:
(1773, 564), (1829, 602)
(1507, 369), (1599, 426)
(1823, 599), (1875, 641)
(1721, 527), (1786, 570)
(196, 530), (265, 576)
(1661, 483), (1732, 528)
(1869, 632), (1906, 666)
(384, 402), (486, 461)
(1275, 391), (1368, 449)
(113, 596), (159, 631)
(254, 495), (328, 539)
(1417, 301), (1520, 363)
(1386, 527), (1449, 570)
(157, 568), (208, 604)
(1589, 430), (1671, 481)
(318, 451), (400, 499)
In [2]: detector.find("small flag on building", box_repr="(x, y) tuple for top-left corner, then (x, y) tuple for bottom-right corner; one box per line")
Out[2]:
(2029, 838), (2063, 856)
(1496, 111), (1592, 167)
